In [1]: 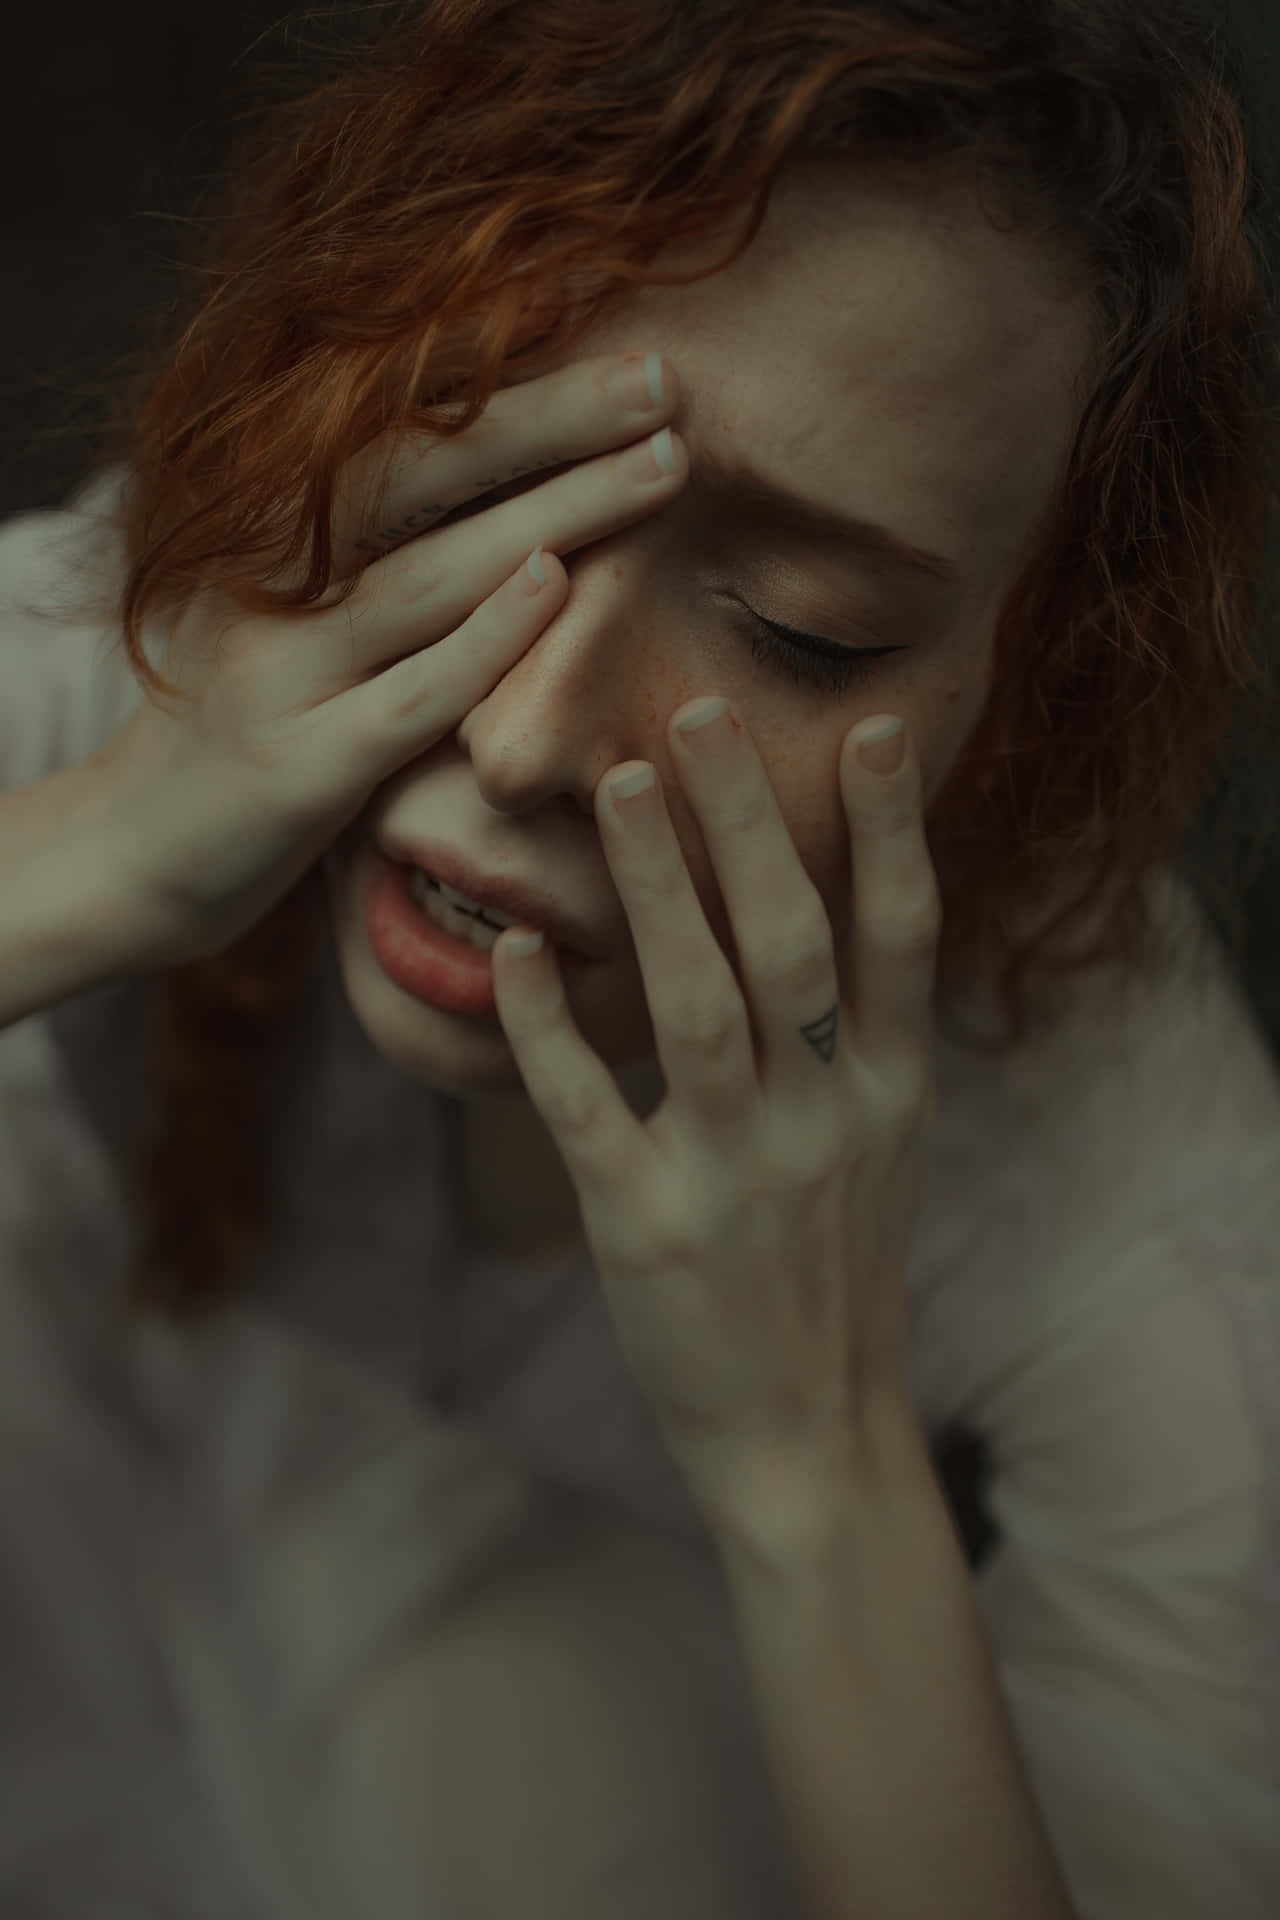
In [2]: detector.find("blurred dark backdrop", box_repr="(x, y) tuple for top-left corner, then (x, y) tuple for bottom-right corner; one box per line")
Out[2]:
(1, 0), (1278, 1063)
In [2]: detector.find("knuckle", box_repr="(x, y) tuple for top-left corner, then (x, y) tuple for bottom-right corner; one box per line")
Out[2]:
(664, 992), (742, 1063)
(752, 910), (832, 992)
(380, 668), (445, 736)
(542, 1077), (606, 1137)
(707, 782), (770, 839)
(877, 878), (943, 956)
(381, 547), (447, 615)
(888, 1062), (936, 1126)
(857, 1054), (919, 1126)
(341, 688), (391, 760)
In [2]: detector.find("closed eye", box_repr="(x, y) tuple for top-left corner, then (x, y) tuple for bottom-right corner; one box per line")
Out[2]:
(740, 606), (910, 696)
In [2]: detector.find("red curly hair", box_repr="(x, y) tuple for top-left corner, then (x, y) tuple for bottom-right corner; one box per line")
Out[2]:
(36, 0), (1280, 1326)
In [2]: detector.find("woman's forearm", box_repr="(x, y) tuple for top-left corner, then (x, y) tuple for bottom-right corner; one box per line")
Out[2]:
(0, 752), (171, 1033)
(702, 1399), (1079, 1920)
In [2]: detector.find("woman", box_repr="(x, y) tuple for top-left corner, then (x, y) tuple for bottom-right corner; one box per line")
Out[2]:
(0, 1), (1277, 1914)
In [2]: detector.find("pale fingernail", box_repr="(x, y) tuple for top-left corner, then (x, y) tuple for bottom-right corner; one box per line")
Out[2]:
(610, 352), (667, 412)
(855, 717), (905, 776)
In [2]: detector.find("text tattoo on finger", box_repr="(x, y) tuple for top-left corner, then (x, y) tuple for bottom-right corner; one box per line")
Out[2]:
(802, 1004), (839, 1065)
(354, 463), (554, 559)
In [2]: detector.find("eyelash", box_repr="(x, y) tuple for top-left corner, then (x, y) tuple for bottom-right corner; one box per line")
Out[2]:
(741, 609), (908, 694)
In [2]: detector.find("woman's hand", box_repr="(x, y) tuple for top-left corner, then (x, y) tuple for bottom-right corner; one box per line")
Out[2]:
(491, 697), (941, 1532)
(94, 352), (685, 967)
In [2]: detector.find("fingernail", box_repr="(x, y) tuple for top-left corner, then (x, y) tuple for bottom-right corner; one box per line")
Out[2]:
(502, 928), (544, 958)
(608, 763), (657, 811)
(649, 426), (677, 475)
(611, 352), (666, 412)
(855, 717), (905, 776)
(674, 694), (732, 755)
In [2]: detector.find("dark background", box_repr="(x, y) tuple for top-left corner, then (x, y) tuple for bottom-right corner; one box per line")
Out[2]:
(1, 0), (1277, 1073)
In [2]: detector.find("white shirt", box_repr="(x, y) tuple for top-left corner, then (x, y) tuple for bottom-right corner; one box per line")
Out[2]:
(1, 465), (1277, 1918)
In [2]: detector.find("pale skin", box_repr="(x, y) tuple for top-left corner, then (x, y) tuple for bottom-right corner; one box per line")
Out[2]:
(322, 158), (1100, 1255)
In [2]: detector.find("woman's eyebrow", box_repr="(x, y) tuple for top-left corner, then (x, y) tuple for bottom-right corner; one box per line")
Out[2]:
(687, 443), (961, 586)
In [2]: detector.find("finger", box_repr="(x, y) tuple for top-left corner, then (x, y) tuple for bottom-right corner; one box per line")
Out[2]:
(336, 423), (686, 677)
(838, 717), (943, 1083)
(490, 928), (651, 1202)
(595, 755), (759, 1120)
(330, 547), (570, 793)
(666, 696), (843, 1099)
(332, 351), (681, 573)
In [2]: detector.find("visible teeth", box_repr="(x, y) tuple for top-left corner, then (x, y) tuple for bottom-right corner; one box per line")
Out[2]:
(431, 876), (519, 929)
(410, 869), (503, 951)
